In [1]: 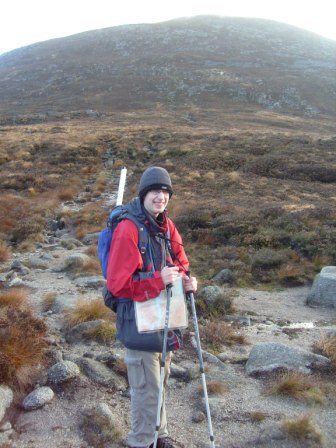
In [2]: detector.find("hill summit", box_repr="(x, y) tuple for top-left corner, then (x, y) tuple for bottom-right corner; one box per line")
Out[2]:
(0, 16), (336, 119)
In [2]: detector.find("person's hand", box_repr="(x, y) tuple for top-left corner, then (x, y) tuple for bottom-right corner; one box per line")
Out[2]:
(183, 274), (198, 292)
(161, 265), (179, 286)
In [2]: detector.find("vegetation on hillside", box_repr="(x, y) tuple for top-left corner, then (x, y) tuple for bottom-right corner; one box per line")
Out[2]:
(0, 118), (335, 288)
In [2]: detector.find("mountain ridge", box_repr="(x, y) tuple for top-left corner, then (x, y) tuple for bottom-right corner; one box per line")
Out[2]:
(1, 16), (335, 119)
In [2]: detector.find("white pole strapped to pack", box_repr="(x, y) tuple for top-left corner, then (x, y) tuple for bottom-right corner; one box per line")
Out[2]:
(116, 167), (127, 206)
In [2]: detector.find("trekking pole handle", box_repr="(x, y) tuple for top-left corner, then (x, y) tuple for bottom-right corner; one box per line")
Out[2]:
(116, 167), (127, 206)
(165, 263), (176, 289)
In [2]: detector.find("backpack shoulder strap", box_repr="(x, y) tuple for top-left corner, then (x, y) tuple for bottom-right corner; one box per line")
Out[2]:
(122, 213), (148, 255)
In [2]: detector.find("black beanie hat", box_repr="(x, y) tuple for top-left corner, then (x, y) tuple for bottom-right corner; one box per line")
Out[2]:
(138, 166), (173, 200)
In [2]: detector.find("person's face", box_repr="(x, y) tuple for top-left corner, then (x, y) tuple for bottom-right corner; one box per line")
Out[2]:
(143, 189), (170, 218)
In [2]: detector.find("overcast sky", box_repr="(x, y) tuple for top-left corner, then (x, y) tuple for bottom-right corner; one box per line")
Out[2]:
(1, 0), (335, 56)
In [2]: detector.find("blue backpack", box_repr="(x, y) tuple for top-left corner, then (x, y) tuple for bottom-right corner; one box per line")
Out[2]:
(97, 205), (148, 279)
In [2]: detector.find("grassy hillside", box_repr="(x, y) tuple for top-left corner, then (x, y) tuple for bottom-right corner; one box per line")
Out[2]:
(1, 110), (335, 288)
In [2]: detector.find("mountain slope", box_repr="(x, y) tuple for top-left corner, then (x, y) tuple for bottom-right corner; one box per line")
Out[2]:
(0, 16), (335, 118)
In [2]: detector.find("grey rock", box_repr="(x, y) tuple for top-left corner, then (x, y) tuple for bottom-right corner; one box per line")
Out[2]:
(217, 346), (249, 364)
(22, 386), (54, 410)
(246, 342), (331, 376)
(192, 410), (206, 423)
(223, 315), (251, 326)
(10, 260), (29, 274)
(47, 360), (80, 384)
(66, 319), (105, 344)
(0, 429), (14, 444)
(40, 253), (54, 261)
(0, 421), (12, 432)
(60, 239), (84, 250)
(81, 232), (100, 245)
(212, 268), (233, 284)
(24, 256), (49, 270)
(200, 396), (225, 419)
(202, 351), (227, 368)
(56, 253), (91, 272)
(74, 276), (106, 288)
(51, 294), (79, 313)
(170, 363), (189, 380)
(46, 349), (63, 364)
(77, 358), (127, 390)
(0, 385), (13, 423)
(8, 274), (24, 287)
(307, 266), (336, 308)
(199, 285), (223, 305)
(95, 402), (114, 420)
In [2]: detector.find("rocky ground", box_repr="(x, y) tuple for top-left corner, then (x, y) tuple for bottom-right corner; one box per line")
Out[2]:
(1, 191), (336, 448)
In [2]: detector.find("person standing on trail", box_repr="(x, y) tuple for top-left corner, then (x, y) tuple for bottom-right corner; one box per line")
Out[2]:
(106, 166), (197, 448)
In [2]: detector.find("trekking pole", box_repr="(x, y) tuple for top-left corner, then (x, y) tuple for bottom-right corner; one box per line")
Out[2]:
(116, 166), (127, 206)
(153, 281), (173, 448)
(186, 274), (215, 448)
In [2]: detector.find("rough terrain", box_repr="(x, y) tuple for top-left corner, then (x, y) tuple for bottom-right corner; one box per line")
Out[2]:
(1, 195), (335, 448)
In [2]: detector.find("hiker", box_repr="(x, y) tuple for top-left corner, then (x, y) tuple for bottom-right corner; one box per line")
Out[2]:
(106, 166), (197, 448)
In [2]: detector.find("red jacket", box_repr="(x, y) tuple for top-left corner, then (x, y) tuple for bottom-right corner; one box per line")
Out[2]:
(106, 217), (189, 302)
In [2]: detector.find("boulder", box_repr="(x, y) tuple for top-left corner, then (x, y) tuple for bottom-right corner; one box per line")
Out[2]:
(47, 360), (80, 384)
(74, 276), (105, 288)
(246, 342), (331, 376)
(66, 319), (105, 344)
(307, 266), (336, 308)
(212, 268), (233, 284)
(0, 385), (13, 422)
(198, 285), (223, 305)
(77, 358), (127, 390)
(22, 387), (54, 410)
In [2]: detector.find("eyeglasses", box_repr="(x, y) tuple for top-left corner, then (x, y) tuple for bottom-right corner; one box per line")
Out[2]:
(149, 189), (170, 196)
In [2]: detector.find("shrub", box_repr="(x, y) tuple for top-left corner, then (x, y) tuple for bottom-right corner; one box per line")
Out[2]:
(276, 263), (306, 286)
(198, 380), (227, 396)
(0, 240), (12, 261)
(0, 307), (48, 388)
(73, 202), (106, 238)
(313, 334), (336, 369)
(58, 187), (78, 201)
(65, 298), (114, 327)
(42, 292), (57, 312)
(86, 322), (117, 343)
(85, 244), (98, 257)
(0, 193), (56, 244)
(196, 288), (236, 318)
(0, 288), (28, 308)
(251, 248), (288, 269)
(81, 407), (122, 447)
(281, 414), (323, 445)
(199, 320), (247, 353)
(266, 372), (326, 405)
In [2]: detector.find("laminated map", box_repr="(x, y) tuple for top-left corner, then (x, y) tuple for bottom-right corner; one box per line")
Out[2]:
(135, 276), (188, 333)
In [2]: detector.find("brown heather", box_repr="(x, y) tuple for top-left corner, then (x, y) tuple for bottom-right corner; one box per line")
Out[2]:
(281, 414), (324, 445)
(85, 244), (98, 257)
(265, 372), (326, 405)
(0, 240), (12, 261)
(199, 380), (227, 396)
(81, 408), (122, 447)
(313, 335), (336, 368)
(0, 288), (28, 308)
(0, 307), (48, 388)
(42, 292), (58, 312)
(65, 298), (115, 328)
(199, 320), (247, 353)
(86, 321), (117, 343)
(0, 116), (335, 287)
